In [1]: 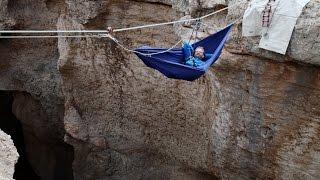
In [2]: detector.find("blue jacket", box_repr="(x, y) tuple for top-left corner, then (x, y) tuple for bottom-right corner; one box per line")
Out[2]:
(182, 43), (204, 67)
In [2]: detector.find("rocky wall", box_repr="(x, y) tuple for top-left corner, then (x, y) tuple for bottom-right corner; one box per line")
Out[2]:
(0, 0), (319, 179)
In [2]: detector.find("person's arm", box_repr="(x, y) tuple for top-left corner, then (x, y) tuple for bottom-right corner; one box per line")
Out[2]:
(182, 42), (194, 61)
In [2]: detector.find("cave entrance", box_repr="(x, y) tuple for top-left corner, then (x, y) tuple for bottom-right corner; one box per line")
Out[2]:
(0, 91), (40, 179)
(0, 91), (74, 180)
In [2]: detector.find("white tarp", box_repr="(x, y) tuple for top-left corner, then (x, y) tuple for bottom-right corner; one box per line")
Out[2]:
(242, 0), (311, 54)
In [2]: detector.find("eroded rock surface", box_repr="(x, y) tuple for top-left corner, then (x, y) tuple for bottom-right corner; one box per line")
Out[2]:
(0, 130), (19, 180)
(0, 0), (15, 29)
(0, 0), (319, 179)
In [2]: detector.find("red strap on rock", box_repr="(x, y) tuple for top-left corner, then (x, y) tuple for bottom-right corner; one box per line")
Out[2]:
(262, 0), (276, 27)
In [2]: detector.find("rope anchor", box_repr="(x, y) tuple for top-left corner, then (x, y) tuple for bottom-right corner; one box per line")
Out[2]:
(106, 27), (113, 34)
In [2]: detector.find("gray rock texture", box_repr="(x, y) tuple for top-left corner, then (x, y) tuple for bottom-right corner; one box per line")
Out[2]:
(0, 130), (19, 180)
(0, 0), (15, 29)
(0, 0), (319, 179)
(0, 0), (65, 139)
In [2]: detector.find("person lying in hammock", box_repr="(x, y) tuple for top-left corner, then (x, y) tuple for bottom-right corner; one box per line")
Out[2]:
(182, 43), (205, 67)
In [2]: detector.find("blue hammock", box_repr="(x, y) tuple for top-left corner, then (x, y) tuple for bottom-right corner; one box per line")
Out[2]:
(134, 24), (233, 81)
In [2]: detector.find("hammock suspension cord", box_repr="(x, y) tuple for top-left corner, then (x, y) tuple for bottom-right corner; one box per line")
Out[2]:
(188, 19), (202, 44)
(100, 33), (184, 56)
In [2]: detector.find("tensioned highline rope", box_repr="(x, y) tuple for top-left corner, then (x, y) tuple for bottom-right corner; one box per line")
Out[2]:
(0, 1), (245, 36)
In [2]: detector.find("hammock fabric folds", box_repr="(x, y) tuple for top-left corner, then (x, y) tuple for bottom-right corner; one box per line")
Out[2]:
(134, 24), (233, 81)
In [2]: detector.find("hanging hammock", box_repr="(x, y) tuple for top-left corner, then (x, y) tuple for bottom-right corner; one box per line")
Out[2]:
(134, 24), (233, 81)
(0, 0), (242, 82)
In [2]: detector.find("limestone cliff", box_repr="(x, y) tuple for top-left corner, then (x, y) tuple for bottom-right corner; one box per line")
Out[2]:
(0, 0), (319, 179)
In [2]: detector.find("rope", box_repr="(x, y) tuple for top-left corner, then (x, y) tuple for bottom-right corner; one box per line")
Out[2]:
(0, 1), (245, 35)
(0, 35), (100, 38)
(0, 0), (244, 56)
(195, 20), (202, 41)
(100, 34), (183, 56)
(188, 19), (202, 43)
(113, 1), (244, 33)
(188, 28), (195, 44)
(102, 18), (242, 56)
(0, 18), (242, 57)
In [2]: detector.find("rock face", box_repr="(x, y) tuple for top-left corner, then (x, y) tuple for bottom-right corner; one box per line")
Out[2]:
(0, 0), (320, 179)
(0, 0), (15, 29)
(0, 0), (73, 179)
(226, 0), (320, 65)
(0, 130), (19, 180)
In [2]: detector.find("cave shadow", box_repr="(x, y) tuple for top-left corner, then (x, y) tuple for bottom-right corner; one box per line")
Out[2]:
(0, 91), (74, 180)
(0, 91), (40, 179)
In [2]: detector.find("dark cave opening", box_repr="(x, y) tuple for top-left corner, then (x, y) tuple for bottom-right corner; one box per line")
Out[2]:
(0, 91), (40, 179)
(0, 91), (74, 180)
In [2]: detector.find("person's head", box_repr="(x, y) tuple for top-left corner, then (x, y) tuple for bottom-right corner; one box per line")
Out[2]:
(194, 46), (205, 59)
